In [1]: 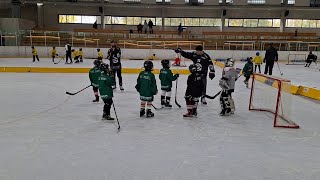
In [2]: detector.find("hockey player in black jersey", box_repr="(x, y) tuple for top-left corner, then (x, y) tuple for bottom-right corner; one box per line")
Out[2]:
(107, 40), (123, 91)
(175, 45), (215, 105)
(183, 64), (204, 118)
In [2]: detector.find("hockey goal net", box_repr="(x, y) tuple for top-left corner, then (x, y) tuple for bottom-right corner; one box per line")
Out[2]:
(249, 73), (299, 129)
(287, 53), (306, 65)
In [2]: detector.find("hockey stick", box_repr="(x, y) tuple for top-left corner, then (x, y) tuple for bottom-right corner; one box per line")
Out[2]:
(66, 85), (92, 95)
(174, 79), (181, 108)
(276, 62), (283, 75)
(112, 103), (121, 131)
(54, 55), (65, 64)
(204, 74), (243, 100)
(152, 104), (163, 110)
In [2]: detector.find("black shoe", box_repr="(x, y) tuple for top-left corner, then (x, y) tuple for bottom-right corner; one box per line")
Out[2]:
(140, 109), (145, 117)
(146, 110), (154, 118)
(120, 86), (124, 91)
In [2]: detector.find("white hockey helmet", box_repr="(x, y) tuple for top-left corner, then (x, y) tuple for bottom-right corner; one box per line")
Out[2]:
(225, 58), (234, 67)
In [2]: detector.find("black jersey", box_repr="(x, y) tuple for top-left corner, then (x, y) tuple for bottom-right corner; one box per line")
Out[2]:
(180, 51), (214, 75)
(107, 47), (121, 67)
(185, 73), (204, 98)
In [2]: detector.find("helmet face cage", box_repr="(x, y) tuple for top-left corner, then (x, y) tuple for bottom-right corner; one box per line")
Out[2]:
(93, 60), (101, 67)
(225, 58), (234, 67)
(100, 63), (109, 73)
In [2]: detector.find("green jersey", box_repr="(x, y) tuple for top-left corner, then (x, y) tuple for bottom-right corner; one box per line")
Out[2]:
(89, 67), (101, 87)
(159, 68), (177, 91)
(243, 62), (254, 77)
(135, 71), (157, 101)
(98, 72), (116, 99)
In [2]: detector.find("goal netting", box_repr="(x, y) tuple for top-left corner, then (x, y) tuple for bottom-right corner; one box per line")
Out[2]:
(287, 53), (306, 65)
(249, 73), (299, 129)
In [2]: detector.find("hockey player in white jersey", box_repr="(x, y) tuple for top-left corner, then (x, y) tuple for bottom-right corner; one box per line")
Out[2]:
(219, 58), (238, 116)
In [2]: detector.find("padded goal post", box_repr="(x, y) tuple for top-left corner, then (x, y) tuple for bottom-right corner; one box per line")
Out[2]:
(249, 73), (299, 129)
(287, 53), (307, 65)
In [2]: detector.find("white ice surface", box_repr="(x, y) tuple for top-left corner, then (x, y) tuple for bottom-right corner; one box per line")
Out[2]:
(0, 66), (320, 180)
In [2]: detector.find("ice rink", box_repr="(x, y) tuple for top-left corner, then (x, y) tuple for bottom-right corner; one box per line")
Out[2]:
(0, 58), (320, 179)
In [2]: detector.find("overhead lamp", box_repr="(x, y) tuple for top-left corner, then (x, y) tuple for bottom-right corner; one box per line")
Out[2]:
(37, 3), (43, 6)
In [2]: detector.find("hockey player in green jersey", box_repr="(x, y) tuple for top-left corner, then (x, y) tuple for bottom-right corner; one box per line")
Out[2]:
(159, 59), (179, 108)
(89, 60), (102, 102)
(98, 63), (116, 120)
(135, 61), (158, 118)
(242, 57), (254, 88)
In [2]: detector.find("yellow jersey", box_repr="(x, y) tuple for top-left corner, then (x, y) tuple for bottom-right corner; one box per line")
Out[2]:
(51, 49), (57, 56)
(32, 49), (38, 55)
(98, 51), (103, 58)
(78, 51), (83, 57)
(253, 56), (263, 65)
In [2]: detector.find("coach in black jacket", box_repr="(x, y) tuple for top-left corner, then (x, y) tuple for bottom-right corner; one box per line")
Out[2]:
(264, 43), (278, 75)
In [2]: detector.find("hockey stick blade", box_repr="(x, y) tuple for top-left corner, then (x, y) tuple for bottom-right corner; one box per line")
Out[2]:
(204, 91), (221, 99)
(65, 85), (92, 96)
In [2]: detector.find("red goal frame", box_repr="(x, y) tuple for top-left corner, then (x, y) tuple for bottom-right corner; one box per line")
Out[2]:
(249, 73), (300, 129)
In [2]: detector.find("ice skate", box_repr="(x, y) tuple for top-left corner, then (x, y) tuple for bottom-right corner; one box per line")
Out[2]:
(192, 108), (197, 117)
(146, 109), (154, 118)
(140, 109), (145, 117)
(92, 96), (99, 102)
(120, 86), (124, 91)
(183, 109), (193, 118)
(201, 97), (207, 105)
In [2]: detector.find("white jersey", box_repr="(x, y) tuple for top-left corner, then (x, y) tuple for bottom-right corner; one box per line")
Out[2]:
(222, 67), (238, 90)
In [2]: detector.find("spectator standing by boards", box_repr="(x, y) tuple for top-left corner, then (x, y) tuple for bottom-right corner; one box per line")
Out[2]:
(264, 43), (278, 75)
(65, 41), (72, 64)
(148, 19), (154, 34)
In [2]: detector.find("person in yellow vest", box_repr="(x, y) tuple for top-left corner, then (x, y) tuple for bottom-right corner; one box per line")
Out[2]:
(148, 54), (157, 60)
(78, 48), (83, 62)
(97, 48), (103, 61)
(253, 52), (263, 73)
(32, 46), (40, 62)
(51, 46), (58, 63)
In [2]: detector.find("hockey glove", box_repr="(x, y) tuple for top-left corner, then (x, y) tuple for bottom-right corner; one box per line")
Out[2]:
(209, 71), (215, 80)
(174, 48), (182, 54)
(219, 78), (230, 90)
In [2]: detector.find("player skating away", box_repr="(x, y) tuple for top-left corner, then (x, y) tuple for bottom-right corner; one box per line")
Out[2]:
(159, 59), (179, 108)
(183, 64), (204, 118)
(175, 45), (215, 105)
(51, 46), (58, 63)
(243, 57), (254, 88)
(107, 40), (123, 91)
(97, 48), (103, 61)
(219, 58), (238, 116)
(78, 48), (83, 63)
(31, 46), (40, 62)
(135, 61), (158, 118)
(98, 63), (116, 120)
(305, 51), (317, 67)
(253, 52), (263, 73)
(89, 60), (102, 102)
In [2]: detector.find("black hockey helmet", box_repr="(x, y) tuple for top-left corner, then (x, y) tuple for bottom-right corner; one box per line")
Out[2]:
(195, 45), (203, 51)
(93, 59), (101, 67)
(144, 61), (153, 71)
(100, 63), (109, 73)
(161, 59), (170, 68)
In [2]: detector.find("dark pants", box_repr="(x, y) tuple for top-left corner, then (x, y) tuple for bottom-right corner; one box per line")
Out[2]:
(112, 67), (123, 86)
(52, 55), (55, 62)
(305, 60), (312, 67)
(103, 98), (113, 116)
(245, 75), (250, 82)
(264, 62), (274, 75)
(149, 27), (153, 34)
(255, 65), (261, 73)
(33, 55), (39, 62)
(201, 73), (208, 98)
(66, 52), (72, 63)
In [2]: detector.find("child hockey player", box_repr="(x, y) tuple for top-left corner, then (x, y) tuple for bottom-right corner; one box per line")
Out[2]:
(98, 63), (116, 120)
(78, 48), (83, 63)
(253, 52), (263, 73)
(305, 51), (317, 67)
(89, 60), (102, 102)
(51, 46), (57, 63)
(243, 57), (254, 88)
(135, 61), (158, 118)
(219, 58), (238, 116)
(31, 46), (40, 62)
(72, 49), (80, 63)
(183, 63), (204, 117)
(97, 48), (103, 61)
(159, 59), (179, 108)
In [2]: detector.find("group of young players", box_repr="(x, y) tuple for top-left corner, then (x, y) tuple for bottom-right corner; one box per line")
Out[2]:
(88, 44), (241, 120)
